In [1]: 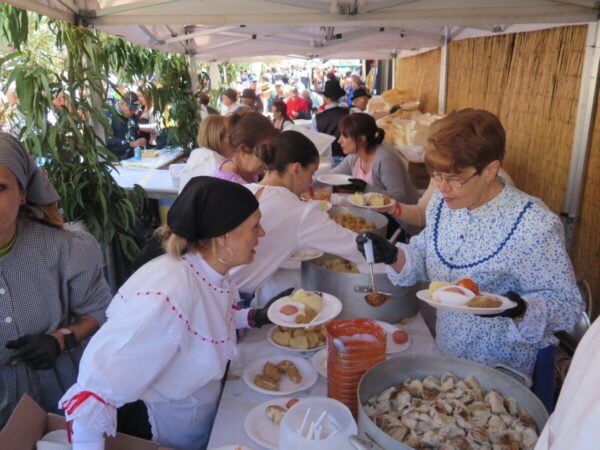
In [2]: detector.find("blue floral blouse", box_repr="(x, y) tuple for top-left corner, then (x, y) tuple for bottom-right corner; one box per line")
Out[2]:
(387, 185), (583, 375)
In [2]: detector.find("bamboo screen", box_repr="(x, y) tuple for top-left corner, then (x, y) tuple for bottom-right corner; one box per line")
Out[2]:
(395, 49), (440, 113)
(446, 26), (586, 213)
(572, 94), (600, 316)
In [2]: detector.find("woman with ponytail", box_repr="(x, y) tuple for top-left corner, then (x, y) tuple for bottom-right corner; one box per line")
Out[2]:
(331, 113), (418, 208)
(230, 130), (367, 306)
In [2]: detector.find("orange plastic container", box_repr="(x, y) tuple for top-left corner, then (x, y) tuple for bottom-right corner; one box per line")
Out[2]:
(326, 319), (386, 416)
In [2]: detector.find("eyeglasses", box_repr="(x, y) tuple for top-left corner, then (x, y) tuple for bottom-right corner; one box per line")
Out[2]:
(428, 170), (480, 188)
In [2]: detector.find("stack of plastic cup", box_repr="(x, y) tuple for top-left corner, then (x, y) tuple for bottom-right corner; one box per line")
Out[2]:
(326, 319), (386, 416)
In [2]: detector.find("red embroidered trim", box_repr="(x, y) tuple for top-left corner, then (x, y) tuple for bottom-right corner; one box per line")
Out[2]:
(61, 391), (113, 444)
(115, 290), (233, 345)
(182, 255), (230, 294)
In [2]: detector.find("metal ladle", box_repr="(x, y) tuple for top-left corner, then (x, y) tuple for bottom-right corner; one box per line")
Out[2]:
(363, 237), (391, 307)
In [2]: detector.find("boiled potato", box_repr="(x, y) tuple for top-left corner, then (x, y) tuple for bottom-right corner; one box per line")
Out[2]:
(289, 335), (309, 350)
(306, 331), (320, 348)
(272, 329), (292, 346)
(292, 328), (306, 338)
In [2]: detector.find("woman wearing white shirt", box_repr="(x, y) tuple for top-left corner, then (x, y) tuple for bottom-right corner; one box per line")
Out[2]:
(231, 130), (366, 305)
(60, 177), (277, 450)
(179, 116), (232, 192)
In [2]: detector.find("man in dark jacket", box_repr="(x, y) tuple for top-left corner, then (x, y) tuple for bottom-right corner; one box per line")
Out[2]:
(312, 79), (349, 157)
(104, 92), (146, 160)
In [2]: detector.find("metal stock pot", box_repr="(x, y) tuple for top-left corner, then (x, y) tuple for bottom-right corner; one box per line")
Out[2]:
(355, 355), (549, 450)
(328, 206), (388, 237)
(301, 255), (418, 322)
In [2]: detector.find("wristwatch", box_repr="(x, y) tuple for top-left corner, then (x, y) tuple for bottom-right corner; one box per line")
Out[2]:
(58, 328), (77, 351)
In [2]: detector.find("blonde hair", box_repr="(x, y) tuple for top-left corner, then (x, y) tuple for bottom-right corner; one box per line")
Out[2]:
(197, 115), (228, 156)
(156, 225), (208, 258)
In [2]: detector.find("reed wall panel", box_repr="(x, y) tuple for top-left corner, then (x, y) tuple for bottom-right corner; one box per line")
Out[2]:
(446, 26), (587, 213)
(395, 49), (440, 113)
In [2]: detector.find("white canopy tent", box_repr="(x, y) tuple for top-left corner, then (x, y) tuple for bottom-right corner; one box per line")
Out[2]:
(3, 0), (599, 60)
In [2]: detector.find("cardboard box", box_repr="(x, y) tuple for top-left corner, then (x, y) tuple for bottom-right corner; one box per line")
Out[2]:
(0, 395), (172, 450)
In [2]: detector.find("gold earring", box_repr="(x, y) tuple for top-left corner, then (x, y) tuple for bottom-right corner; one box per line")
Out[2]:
(215, 245), (234, 264)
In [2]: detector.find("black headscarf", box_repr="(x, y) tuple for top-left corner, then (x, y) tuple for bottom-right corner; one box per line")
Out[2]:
(168, 176), (259, 240)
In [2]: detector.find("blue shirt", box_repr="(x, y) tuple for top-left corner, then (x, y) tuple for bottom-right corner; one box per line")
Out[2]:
(387, 184), (583, 375)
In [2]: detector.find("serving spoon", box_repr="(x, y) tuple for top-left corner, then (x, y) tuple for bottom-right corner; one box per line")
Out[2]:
(363, 238), (391, 307)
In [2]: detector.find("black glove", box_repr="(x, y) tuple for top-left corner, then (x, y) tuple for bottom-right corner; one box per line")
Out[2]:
(6, 334), (61, 370)
(479, 291), (528, 319)
(356, 232), (398, 265)
(389, 104), (401, 114)
(339, 178), (367, 192)
(251, 287), (295, 328)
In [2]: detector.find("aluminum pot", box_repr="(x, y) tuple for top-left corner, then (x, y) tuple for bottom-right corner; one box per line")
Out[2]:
(301, 255), (418, 322)
(356, 355), (549, 450)
(328, 206), (388, 237)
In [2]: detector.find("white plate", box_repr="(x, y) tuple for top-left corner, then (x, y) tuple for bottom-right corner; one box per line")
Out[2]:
(416, 289), (517, 315)
(243, 356), (318, 396)
(375, 321), (411, 354)
(267, 292), (342, 328)
(348, 193), (396, 210)
(267, 326), (326, 353)
(288, 249), (324, 261)
(315, 174), (352, 186)
(311, 348), (328, 378)
(244, 397), (297, 449)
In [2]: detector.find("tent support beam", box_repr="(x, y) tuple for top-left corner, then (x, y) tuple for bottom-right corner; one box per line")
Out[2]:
(161, 26), (239, 45)
(86, 6), (597, 26)
(563, 20), (600, 250)
(3, 0), (75, 22)
(438, 26), (449, 115)
(88, 0), (180, 17)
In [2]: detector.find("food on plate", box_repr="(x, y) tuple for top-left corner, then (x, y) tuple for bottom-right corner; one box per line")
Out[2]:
(456, 278), (481, 295)
(364, 373), (539, 449)
(264, 362), (281, 382)
(141, 149), (160, 158)
(467, 295), (503, 308)
(266, 405), (287, 425)
(254, 374), (279, 391)
(331, 213), (376, 233)
(286, 398), (299, 409)
(318, 257), (359, 273)
(318, 201), (330, 211)
(278, 289), (324, 324)
(272, 325), (327, 350)
(352, 192), (391, 207)
(286, 364), (302, 384)
(255, 360), (303, 391)
(392, 330), (408, 345)
(432, 285), (475, 305)
(428, 281), (451, 296)
(280, 304), (299, 316)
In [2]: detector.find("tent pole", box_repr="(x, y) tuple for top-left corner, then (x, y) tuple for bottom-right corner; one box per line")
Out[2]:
(438, 25), (449, 114)
(189, 54), (199, 94)
(562, 20), (600, 251)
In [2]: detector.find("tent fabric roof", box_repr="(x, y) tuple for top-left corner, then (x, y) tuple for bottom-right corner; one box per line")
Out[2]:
(5, 0), (599, 59)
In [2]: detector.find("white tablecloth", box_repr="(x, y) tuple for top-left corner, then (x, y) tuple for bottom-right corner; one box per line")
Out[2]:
(119, 147), (183, 169)
(110, 166), (178, 201)
(207, 312), (439, 449)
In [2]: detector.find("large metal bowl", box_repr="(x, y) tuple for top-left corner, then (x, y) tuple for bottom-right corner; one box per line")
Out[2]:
(301, 255), (418, 322)
(328, 206), (388, 237)
(357, 355), (549, 449)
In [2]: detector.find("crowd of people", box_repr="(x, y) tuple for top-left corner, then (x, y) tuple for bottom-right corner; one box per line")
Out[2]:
(0, 62), (591, 450)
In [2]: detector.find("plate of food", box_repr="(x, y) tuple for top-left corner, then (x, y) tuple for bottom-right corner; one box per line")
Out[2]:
(315, 174), (352, 186)
(243, 356), (318, 396)
(375, 321), (411, 354)
(243, 397), (300, 450)
(310, 348), (328, 378)
(288, 249), (324, 261)
(348, 192), (395, 210)
(267, 325), (327, 352)
(267, 289), (342, 329)
(417, 279), (517, 315)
